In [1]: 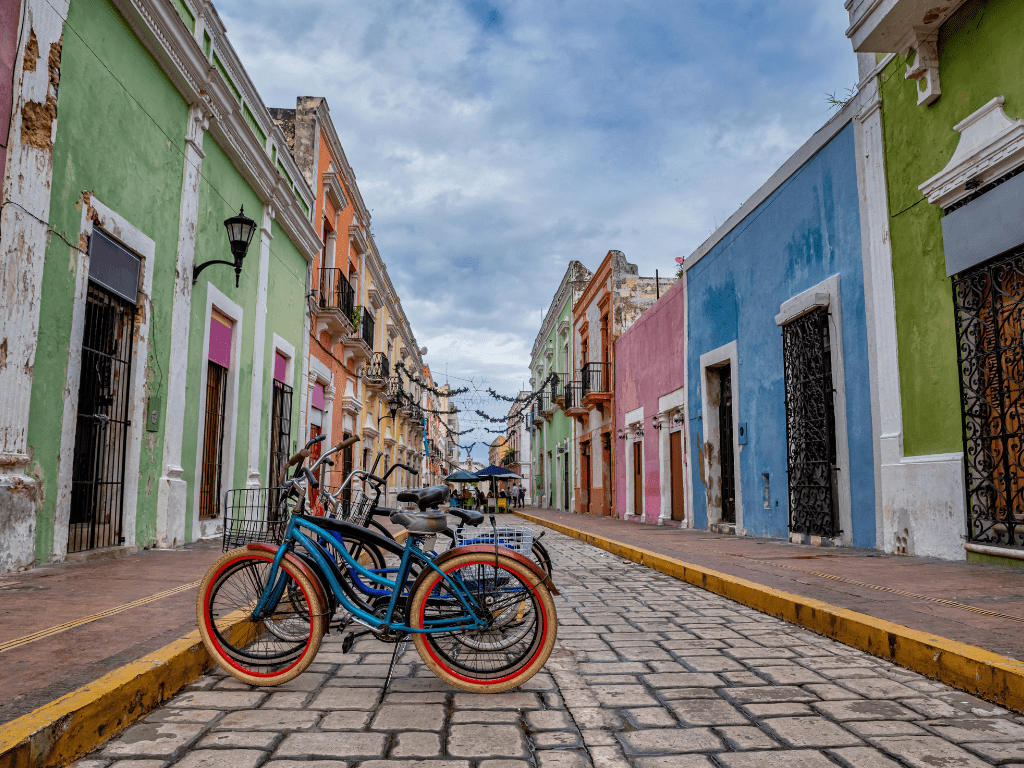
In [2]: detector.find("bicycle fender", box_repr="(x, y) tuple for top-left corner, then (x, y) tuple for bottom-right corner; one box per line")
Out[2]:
(245, 543), (332, 619)
(424, 544), (559, 596)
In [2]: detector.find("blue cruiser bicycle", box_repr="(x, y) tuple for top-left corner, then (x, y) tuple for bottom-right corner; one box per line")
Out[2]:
(197, 465), (559, 694)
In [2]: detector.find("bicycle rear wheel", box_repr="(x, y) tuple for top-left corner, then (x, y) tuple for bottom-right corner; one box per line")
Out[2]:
(197, 548), (325, 686)
(531, 540), (553, 578)
(408, 550), (557, 693)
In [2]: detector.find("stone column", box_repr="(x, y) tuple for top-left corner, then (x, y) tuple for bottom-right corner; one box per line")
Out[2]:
(657, 413), (672, 523)
(246, 203), (275, 489)
(155, 101), (210, 548)
(323, 383), (336, 449)
(0, 0), (70, 571)
(624, 430), (635, 518)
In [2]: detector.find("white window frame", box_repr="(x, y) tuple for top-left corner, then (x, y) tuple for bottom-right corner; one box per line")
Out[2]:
(699, 340), (743, 533)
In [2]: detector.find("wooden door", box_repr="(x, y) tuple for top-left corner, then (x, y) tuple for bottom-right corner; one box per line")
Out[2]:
(581, 441), (591, 514)
(633, 441), (643, 517)
(670, 430), (685, 521)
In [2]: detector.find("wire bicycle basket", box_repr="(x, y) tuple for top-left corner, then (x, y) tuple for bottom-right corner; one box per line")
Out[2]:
(335, 489), (373, 527)
(222, 486), (293, 551)
(455, 525), (533, 556)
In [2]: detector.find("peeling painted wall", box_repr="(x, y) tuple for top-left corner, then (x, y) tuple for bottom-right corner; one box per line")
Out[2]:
(685, 122), (876, 546)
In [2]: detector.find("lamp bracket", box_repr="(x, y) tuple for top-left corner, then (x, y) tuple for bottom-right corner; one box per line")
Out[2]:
(192, 259), (239, 286)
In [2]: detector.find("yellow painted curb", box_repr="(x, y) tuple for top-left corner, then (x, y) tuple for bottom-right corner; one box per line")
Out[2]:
(517, 510), (1024, 713)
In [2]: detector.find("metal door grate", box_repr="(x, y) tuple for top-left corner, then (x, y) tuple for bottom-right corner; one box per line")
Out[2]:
(268, 379), (293, 518)
(718, 363), (737, 524)
(782, 307), (839, 537)
(199, 361), (228, 520)
(953, 247), (1024, 549)
(69, 284), (136, 553)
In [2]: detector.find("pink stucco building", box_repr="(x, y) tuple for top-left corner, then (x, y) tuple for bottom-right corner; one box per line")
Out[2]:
(614, 276), (688, 525)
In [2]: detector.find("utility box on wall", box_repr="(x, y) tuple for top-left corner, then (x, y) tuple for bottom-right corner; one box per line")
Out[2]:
(146, 397), (162, 433)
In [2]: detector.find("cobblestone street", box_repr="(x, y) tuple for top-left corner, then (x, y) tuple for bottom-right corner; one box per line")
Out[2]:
(73, 524), (1024, 768)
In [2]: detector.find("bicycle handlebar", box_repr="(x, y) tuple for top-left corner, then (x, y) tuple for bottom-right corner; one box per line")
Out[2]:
(285, 433), (327, 467)
(396, 463), (419, 476)
(302, 467), (319, 489)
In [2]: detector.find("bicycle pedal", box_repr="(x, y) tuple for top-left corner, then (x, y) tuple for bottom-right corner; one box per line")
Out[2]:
(342, 633), (355, 654)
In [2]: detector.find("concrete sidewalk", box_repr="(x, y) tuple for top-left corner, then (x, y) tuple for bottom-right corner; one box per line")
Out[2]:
(519, 507), (1024, 662)
(0, 541), (224, 727)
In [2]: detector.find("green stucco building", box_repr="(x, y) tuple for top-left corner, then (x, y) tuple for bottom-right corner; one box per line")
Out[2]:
(0, 0), (320, 570)
(846, 0), (1024, 564)
(529, 261), (591, 510)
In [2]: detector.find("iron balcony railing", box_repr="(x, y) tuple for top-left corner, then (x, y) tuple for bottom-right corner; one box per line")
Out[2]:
(365, 352), (389, 384)
(551, 372), (568, 404)
(501, 450), (519, 467)
(564, 381), (583, 410)
(581, 361), (610, 398)
(536, 390), (551, 415)
(316, 268), (355, 320)
(355, 306), (374, 348)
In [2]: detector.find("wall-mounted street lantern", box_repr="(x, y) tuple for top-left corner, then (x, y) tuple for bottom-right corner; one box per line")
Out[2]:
(193, 206), (258, 287)
(652, 415), (663, 430)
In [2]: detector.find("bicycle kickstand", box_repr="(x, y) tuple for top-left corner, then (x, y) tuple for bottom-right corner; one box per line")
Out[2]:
(378, 634), (409, 705)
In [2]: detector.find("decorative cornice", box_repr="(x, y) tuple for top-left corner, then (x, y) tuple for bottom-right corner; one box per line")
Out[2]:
(530, 260), (592, 367)
(919, 97), (1024, 209)
(323, 172), (347, 211)
(349, 224), (368, 255)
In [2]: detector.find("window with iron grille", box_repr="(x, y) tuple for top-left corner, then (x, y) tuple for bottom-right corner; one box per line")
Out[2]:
(268, 379), (294, 493)
(199, 361), (229, 520)
(953, 245), (1024, 549)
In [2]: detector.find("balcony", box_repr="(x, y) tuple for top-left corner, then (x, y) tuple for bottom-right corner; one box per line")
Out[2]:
(551, 372), (568, 407)
(581, 361), (611, 414)
(363, 352), (389, 392)
(501, 450), (519, 468)
(564, 381), (588, 421)
(538, 391), (555, 422)
(310, 268), (355, 345)
(347, 307), (374, 365)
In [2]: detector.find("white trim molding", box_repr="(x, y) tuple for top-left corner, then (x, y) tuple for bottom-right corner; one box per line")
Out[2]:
(775, 274), (854, 547)
(919, 97), (1024, 209)
(52, 195), (157, 559)
(699, 341), (743, 534)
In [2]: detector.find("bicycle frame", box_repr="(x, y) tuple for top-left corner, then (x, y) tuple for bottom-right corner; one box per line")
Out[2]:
(253, 513), (487, 635)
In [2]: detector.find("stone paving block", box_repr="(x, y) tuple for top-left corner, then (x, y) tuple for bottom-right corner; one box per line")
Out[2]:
(103, 762), (164, 768)
(534, 731), (584, 748)
(743, 702), (817, 718)
(721, 686), (819, 704)
(382, 691), (449, 704)
(318, 710), (374, 730)
(837, 678), (919, 700)
(963, 742), (1024, 763)
(935, 691), (1010, 717)
(624, 707), (678, 727)
(843, 721), (927, 737)
(582, 730), (620, 746)
(526, 709), (575, 730)
(803, 684), (864, 701)
(197, 731), (278, 749)
(536, 750), (593, 768)
(632, 756), (716, 768)
(101, 722), (206, 757)
(174, 750), (264, 768)
(448, 724), (528, 758)
(872, 736), (990, 768)
(760, 717), (863, 748)
(583, 674), (640, 685)
(719, 671), (770, 686)
(642, 672), (723, 688)
(618, 728), (725, 754)
(755, 666), (829, 685)
(590, 684), (661, 708)
(451, 710), (523, 724)
(923, 717), (1024, 742)
(660, 639), (728, 650)
(581, 651), (621, 662)
(452, 692), (542, 709)
(666, 698), (749, 726)
(387, 677), (457, 693)
(677, 654), (745, 672)
(656, 687), (721, 700)
(361, 762), (470, 768)
(275, 732), (387, 760)
(827, 746), (905, 768)
(145, 708), (222, 724)
(569, 707), (624, 730)
(371, 704), (446, 731)
(259, 692), (311, 709)
(715, 750), (838, 768)
(215, 710), (321, 730)
(715, 725), (782, 750)
(725, 647), (797, 659)
(897, 697), (962, 719)
(812, 699), (919, 721)
(307, 687), (382, 710)
(256, 672), (327, 692)
(479, 762), (531, 768)
(577, 662), (650, 675)
(172, 691), (267, 709)
(391, 732), (442, 758)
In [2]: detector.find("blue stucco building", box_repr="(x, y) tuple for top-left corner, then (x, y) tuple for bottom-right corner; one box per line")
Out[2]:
(684, 108), (877, 549)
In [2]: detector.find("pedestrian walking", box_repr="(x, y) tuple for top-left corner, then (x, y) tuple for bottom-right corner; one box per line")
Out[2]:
(518, 484), (525, 507)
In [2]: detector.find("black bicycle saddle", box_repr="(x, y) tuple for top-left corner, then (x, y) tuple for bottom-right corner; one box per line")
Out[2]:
(389, 509), (448, 534)
(448, 507), (484, 527)
(397, 485), (450, 511)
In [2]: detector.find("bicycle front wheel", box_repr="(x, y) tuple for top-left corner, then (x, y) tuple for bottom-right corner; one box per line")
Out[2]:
(409, 550), (557, 693)
(197, 548), (325, 686)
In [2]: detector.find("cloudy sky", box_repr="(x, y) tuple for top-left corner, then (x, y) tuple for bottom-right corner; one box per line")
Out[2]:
(218, 0), (858, 451)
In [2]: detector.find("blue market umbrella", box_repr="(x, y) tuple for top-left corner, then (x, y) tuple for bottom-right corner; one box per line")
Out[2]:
(445, 469), (481, 482)
(474, 464), (523, 504)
